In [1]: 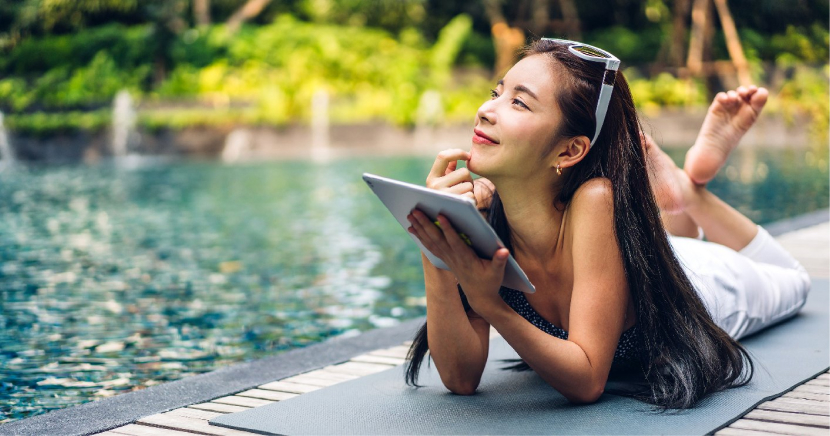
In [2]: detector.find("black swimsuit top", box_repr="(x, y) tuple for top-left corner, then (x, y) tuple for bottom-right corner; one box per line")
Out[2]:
(499, 287), (643, 368)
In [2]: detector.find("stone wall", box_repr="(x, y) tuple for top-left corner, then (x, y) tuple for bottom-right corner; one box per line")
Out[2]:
(6, 112), (811, 164)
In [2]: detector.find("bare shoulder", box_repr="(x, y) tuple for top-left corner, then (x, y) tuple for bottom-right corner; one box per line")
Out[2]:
(570, 178), (614, 217)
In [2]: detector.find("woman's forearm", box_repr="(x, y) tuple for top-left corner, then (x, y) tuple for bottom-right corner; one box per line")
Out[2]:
(479, 300), (607, 403)
(422, 254), (490, 394)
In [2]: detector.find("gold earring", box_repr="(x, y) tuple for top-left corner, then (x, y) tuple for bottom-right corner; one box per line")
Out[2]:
(556, 164), (562, 176)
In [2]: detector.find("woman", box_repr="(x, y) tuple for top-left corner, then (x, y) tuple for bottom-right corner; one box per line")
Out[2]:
(403, 38), (811, 409)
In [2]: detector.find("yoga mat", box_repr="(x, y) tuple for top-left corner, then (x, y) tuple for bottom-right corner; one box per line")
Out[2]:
(211, 279), (829, 435)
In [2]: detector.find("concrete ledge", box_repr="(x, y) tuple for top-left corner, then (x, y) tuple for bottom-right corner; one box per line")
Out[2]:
(765, 208), (829, 236)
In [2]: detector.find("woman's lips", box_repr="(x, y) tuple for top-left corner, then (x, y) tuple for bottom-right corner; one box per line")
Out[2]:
(472, 129), (499, 145)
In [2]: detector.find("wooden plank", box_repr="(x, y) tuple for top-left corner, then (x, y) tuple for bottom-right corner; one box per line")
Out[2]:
(773, 396), (830, 408)
(139, 413), (258, 436)
(165, 407), (223, 421)
(349, 354), (406, 366)
(716, 427), (779, 436)
(258, 380), (321, 394)
(784, 391), (830, 402)
(279, 374), (345, 387)
(211, 395), (274, 408)
(188, 402), (250, 414)
(299, 369), (360, 381)
(794, 385), (830, 396)
(730, 418), (828, 435)
(324, 361), (393, 376)
(236, 388), (298, 401)
(368, 346), (410, 359)
(818, 373), (830, 380)
(103, 424), (197, 436)
(744, 409), (830, 428)
(758, 398), (830, 416)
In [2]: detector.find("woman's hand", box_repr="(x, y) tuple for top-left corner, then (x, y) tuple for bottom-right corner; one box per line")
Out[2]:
(407, 210), (509, 314)
(426, 149), (474, 202)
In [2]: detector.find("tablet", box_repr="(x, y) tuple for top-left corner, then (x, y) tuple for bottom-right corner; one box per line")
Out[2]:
(363, 173), (535, 293)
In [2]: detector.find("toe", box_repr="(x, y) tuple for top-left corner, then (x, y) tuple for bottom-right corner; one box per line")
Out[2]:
(749, 88), (768, 112)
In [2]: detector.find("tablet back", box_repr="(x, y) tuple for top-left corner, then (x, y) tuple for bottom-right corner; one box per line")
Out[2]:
(363, 173), (534, 293)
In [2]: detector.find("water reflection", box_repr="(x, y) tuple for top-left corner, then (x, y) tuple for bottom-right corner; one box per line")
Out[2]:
(0, 149), (826, 422)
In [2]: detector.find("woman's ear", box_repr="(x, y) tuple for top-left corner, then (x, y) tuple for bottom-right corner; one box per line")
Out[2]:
(555, 136), (590, 170)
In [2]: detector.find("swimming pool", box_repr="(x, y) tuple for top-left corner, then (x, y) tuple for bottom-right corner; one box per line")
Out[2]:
(0, 149), (826, 422)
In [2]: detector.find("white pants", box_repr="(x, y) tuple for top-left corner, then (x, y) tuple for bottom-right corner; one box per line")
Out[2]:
(669, 226), (811, 340)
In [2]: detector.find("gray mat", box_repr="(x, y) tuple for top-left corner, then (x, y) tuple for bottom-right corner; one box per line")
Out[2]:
(211, 279), (829, 435)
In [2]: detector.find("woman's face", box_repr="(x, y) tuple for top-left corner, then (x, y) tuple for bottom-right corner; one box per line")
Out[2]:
(468, 54), (563, 179)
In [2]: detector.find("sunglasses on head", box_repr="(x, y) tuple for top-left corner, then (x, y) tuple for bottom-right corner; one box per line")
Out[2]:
(541, 38), (620, 147)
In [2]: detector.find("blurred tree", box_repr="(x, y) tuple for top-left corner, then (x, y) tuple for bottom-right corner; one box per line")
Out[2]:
(482, 0), (584, 77)
(668, 0), (690, 67)
(227, 0), (272, 34)
(143, 0), (187, 84)
(483, 0), (525, 77)
(194, 0), (211, 26)
(712, 0), (750, 85)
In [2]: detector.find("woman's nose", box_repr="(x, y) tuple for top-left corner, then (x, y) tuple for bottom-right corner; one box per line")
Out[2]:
(476, 99), (497, 125)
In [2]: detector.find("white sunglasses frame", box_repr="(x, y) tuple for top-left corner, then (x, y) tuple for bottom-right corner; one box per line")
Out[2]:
(541, 38), (621, 146)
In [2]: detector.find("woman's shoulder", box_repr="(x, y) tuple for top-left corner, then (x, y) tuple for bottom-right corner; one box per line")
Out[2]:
(571, 177), (614, 216)
(564, 178), (615, 245)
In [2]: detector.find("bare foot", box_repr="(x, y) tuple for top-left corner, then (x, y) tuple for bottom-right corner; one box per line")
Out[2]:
(684, 86), (768, 185)
(643, 132), (694, 214)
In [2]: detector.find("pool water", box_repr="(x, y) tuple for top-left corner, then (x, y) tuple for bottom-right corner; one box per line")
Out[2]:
(0, 149), (827, 422)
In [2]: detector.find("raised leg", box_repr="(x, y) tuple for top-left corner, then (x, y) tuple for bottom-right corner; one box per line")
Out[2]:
(684, 85), (768, 185)
(643, 131), (757, 251)
(642, 132), (699, 238)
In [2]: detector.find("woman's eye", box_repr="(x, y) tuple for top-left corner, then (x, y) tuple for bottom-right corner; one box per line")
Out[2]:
(512, 98), (529, 109)
(490, 89), (499, 99)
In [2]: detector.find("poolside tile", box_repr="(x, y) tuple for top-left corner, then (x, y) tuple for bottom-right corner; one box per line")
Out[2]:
(211, 395), (274, 408)
(188, 402), (251, 414)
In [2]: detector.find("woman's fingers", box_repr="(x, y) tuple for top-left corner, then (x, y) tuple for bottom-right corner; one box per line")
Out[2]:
(428, 149), (471, 184)
(427, 167), (473, 192)
(445, 181), (474, 196)
(435, 215), (475, 259)
(409, 211), (450, 253)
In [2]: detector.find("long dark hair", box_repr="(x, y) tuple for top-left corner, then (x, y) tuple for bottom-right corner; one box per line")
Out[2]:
(404, 39), (752, 409)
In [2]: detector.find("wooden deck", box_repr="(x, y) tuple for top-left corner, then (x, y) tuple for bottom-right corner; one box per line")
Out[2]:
(94, 222), (830, 436)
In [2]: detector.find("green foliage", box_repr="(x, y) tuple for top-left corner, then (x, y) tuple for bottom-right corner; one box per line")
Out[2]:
(625, 69), (707, 116)
(776, 64), (829, 156)
(1, 2), (827, 137)
(771, 24), (830, 65)
(1, 23), (153, 75)
(585, 26), (664, 66)
(151, 13), (478, 126)
(4, 110), (110, 136)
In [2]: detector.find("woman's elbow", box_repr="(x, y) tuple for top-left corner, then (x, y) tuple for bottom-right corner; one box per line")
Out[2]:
(442, 378), (480, 396)
(564, 384), (605, 404)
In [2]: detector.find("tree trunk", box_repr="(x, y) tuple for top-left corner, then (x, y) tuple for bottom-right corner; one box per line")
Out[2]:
(669, 0), (690, 67)
(686, 0), (710, 77)
(194, 0), (210, 26)
(226, 0), (272, 34)
(557, 0), (581, 40)
(713, 0), (752, 86)
(483, 0), (525, 77)
(531, 0), (551, 36)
